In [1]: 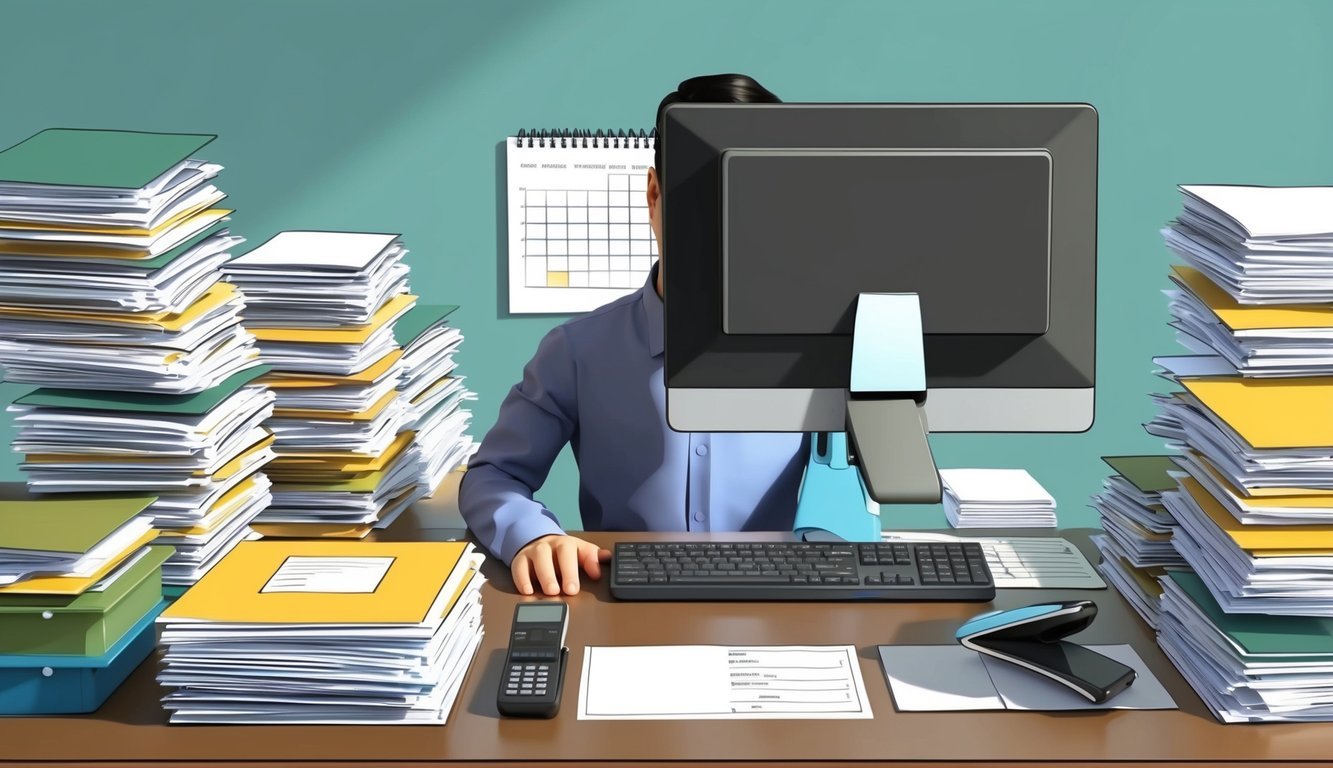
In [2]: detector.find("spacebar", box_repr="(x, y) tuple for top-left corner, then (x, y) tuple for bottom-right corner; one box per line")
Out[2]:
(668, 575), (792, 584)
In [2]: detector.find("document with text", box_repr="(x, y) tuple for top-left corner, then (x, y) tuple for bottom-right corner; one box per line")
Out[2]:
(577, 645), (873, 720)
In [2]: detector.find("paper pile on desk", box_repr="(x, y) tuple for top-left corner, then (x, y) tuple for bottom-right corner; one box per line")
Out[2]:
(1090, 455), (1186, 628)
(0, 129), (258, 393)
(227, 233), (476, 537)
(940, 468), (1057, 528)
(157, 540), (486, 724)
(1158, 570), (1333, 722)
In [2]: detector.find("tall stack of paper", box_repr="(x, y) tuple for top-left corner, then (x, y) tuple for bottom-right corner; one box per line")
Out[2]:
(0, 129), (257, 392)
(392, 304), (477, 495)
(156, 540), (486, 724)
(940, 468), (1057, 528)
(0, 496), (172, 715)
(0, 129), (271, 592)
(1089, 455), (1185, 628)
(1142, 185), (1333, 722)
(1159, 570), (1333, 722)
(8, 369), (275, 588)
(227, 233), (476, 538)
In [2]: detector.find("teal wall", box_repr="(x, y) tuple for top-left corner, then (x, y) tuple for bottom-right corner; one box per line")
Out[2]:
(4, 0), (1332, 529)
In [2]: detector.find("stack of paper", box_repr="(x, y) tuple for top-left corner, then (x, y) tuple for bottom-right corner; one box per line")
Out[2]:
(0, 129), (257, 393)
(940, 468), (1057, 528)
(393, 304), (477, 495)
(228, 233), (476, 537)
(1158, 570), (1333, 722)
(1163, 185), (1333, 304)
(157, 540), (485, 724)
(7, 368), (275, 588)
(1089, 455), (1185, 628)
(1160, 265), (1333, 377)
(0, 497), (172, 714)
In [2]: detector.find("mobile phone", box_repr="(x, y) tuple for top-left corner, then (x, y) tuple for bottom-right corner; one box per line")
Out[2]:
(497, 601), (568, 718)
(973, 638), (1136, 704)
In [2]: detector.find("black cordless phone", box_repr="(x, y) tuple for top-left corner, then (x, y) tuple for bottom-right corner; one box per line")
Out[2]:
(497, 601), (568, 718)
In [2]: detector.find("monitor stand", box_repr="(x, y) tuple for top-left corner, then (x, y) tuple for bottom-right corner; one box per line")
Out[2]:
(793, 293), (942, 542)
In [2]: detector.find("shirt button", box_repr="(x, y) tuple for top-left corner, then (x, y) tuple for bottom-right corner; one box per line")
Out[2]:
(695, 445), (708, 456)
(693, 510), (705, 522)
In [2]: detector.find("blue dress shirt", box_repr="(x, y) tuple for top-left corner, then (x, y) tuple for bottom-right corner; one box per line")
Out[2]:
(459, 266), (807, 564)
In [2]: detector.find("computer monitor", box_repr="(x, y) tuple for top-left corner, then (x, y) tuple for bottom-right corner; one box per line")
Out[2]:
(661, 103), (1097, 509)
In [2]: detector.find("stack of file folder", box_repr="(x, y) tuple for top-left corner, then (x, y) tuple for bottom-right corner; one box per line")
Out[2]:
(1142, 184), (1333, 722)
(1159, 570), (1333, 722)
(393, 303), (477, 496)
(1089, 455), (1185, 628)
(0, 496), (171, 714)
(940, 468), (1058, 528)
(0, 128), (273, 592)
(156, 540), (485, 724)
(0, 129), (258, 393)
(8, 369), (275, 590)
(226, 232), (475, 538)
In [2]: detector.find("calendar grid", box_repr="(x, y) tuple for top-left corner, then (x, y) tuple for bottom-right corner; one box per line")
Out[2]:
(521, 172), (658, 291)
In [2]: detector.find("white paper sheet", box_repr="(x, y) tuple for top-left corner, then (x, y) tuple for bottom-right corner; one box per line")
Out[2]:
(578, 645), (872, 720)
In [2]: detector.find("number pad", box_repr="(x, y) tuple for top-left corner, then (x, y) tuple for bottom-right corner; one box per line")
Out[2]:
(504, 662), (552, 697)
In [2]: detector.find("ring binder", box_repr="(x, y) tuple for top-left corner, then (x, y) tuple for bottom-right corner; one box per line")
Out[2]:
(513, 128), (656, 149)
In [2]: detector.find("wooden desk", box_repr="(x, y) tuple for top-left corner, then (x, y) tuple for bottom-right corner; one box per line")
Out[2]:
(1, 475), (1329, 767)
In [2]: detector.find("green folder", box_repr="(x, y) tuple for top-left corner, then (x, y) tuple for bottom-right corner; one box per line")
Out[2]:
(0, 545), (172, 656)
(0, 129), (215, 189)
(1102, 455), (1180, 494)
(393, 304), (459, 346)
(0, 496), (155, 556)
(13, 365), (270, 415)
(1169, 571), (1333, 657)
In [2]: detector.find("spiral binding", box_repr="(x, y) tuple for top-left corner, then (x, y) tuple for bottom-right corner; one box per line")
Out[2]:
(514, 128), (656, 149)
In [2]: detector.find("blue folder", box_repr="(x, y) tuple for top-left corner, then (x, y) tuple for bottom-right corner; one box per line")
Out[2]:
(0, 600), (163, 716)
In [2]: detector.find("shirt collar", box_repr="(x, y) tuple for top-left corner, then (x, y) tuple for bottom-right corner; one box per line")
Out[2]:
(641, 261), (664, 358)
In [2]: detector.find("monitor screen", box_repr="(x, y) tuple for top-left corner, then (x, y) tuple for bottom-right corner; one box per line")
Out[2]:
(722, 150), (1051, 336)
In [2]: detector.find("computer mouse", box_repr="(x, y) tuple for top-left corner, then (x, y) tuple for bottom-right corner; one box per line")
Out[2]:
(955, 600), (1098, 647)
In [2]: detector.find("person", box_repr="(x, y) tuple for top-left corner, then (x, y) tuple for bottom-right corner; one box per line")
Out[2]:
(460, 74), (806, 597)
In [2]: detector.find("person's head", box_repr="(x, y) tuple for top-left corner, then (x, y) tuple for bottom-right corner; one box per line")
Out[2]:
(647, 74), (781, 294)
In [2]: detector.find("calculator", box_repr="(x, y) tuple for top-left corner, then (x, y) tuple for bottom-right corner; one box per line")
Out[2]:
(496, 601), (568, 718)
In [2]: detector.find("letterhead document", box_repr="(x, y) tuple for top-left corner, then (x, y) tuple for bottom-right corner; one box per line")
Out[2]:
(577, 645), (873, 720)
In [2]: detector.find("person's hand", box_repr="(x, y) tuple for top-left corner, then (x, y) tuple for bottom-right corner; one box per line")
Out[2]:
(511, 534), (611, 596)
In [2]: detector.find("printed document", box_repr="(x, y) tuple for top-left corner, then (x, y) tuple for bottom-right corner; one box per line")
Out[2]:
(578, 645), (872, 720)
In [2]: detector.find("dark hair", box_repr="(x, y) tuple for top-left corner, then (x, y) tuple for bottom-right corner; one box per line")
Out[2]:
(654, 73), (781, 171)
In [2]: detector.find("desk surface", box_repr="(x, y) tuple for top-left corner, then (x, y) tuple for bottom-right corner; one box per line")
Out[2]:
(1, 475), (1329, 767)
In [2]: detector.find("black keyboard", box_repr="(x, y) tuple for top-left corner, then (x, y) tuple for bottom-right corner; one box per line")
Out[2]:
(610, 541), (995, 601)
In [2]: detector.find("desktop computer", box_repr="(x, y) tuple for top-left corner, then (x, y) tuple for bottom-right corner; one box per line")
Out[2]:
(610, 102), (1097, 601)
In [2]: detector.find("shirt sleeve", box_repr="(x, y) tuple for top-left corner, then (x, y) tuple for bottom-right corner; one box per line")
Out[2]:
(458, 325), (578, 564)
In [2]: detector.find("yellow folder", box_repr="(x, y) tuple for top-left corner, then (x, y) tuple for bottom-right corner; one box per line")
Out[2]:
(160, 540), (472, 624)
(207, 433), (276, 481)
(0, 200), (222, 236)
(271, 388), (399, 422)
(1180, 378), (1333, 449)
(262, 349), (403, 389)
(250, 294), (416, 344)
(0, 531), (160, 595)
(248, 522), (374, 539)
(1172, 266), (1333, 330)
(0, 209), (231, 259)
(1181, 476), (1333, 553)
(0, 281), (237, 331)
(157, 473), (267, 537)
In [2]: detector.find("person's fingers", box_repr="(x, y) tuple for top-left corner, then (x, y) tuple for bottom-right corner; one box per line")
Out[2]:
(597, 547), (612, 562)
(578, 540), (603, 581)
(555, 540), (581, 595)
(531, 543), (561, 596)
(511, 553), (534, 596)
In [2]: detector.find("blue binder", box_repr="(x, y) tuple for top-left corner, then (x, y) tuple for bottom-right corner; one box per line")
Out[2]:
(0, 600), (163, 716)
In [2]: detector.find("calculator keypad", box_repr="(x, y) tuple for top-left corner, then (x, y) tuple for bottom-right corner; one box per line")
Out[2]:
(504, 662), (552, 697)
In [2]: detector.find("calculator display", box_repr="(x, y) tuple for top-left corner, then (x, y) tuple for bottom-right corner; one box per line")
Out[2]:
(517, 604), (565, 623)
